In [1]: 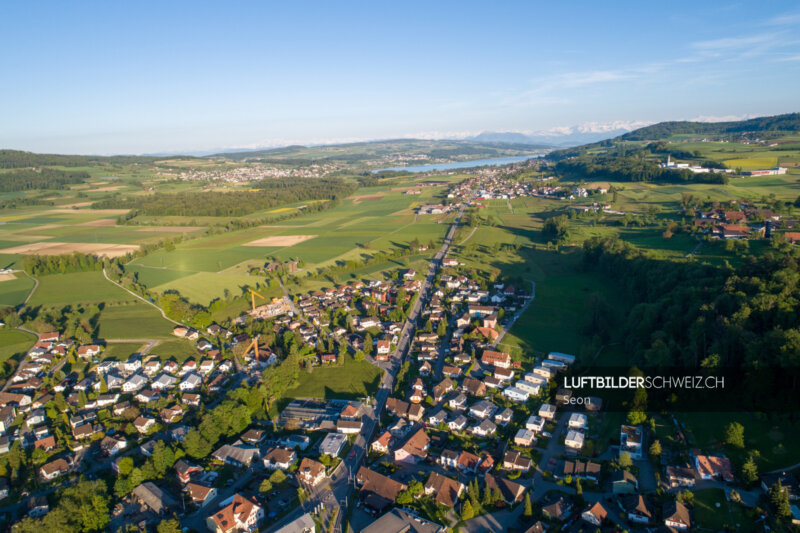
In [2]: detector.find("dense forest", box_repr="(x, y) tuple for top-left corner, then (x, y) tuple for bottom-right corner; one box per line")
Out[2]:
(581, 237), (800, 410)
(93, 177), (357, 216)
(620, 112), (800, 141)
(583, 236), (800, 369)
(554, 155), (728, 184)
(0, 149), (161, 169)
(0, 168), (90, 191)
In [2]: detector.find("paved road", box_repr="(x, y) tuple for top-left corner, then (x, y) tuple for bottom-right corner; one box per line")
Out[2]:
(266, 197), (472, 533)
(19, 269), (38, 306)
(492, 280), (535, 348)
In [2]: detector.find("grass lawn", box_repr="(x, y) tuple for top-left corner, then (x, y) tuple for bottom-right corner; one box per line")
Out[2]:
(285, 353), (383, 400)
(499, 248), (628, 363)
(693, 488), (759, 531)
(96, 301), (175, 340)
(28, 271), (136, 307)
(0, 328), (37, 362)
(101, 342), (146, 361)
(150, 339), (199, 363)
(151, 271), (263, 305)
(677, 412), (800, 472)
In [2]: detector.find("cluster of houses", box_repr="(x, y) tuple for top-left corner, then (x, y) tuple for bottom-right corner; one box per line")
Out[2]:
(0, 330), (245, 492)
(692, 204), (787, 239)
(446, 175), (577, 203)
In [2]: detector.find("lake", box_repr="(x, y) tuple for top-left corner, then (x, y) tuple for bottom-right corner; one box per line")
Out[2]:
(373, 154), (542, 173)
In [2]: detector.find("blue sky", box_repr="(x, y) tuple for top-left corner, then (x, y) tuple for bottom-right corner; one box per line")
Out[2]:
(1, 1), (799, 154)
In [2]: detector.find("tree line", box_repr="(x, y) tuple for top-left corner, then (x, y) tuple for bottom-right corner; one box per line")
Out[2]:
(0, 149), (162, 169)
(93, 177), (356, 217)
(0, 168), (89, 191)
(554, 155), (729, 184)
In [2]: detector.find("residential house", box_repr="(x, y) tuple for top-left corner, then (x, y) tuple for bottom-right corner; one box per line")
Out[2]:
(623, 494), (654, 524)
(448, 414), (468, 432)
(480, 350), (511, 369)
(439, 449), (459, 469)
(297, 457), (326, 487)
(337, 419), (363, 434)
(666, 466), (697, 488)
(542, 496), (572, 521)
(319, 432), (348, 457)
(457, 451), (481, 473)
(187, 483), (217, 507)
(180, 372), (203, 391)
(469, 400), (497, 419)
(564, 430), (585, 452)
(207, 493), (264, 533)
(371, 432), (392, 454)
(692, 450), (734, 482)
(503, 450), (532, 472)
(212, 443), (260, 468)
(100, 436), (127, 456)
(525, 415), (545, 433)
(620, 425), (644, 460)
(424, 472), (464, 507)
(122, 374), (148, 393)
(485, 473), (526, 504)
(448, 393), (467, 410)
(581, 502), (607, 527)
(538, 404), (557, 420)
(175, 459), (204, 484)
(502, 386), (529, 403)
(40, 458), (70, 480)
(663, 501), (691, 530)
(495, 407), (513, 426)
(263, 448), (296, 471)
(612, 470), (638, 494)
(471, 419), (497, 437)
(356, 467), (408, 515)
(132, 482), (178, 516)
(393, 427), (429, 464)
(133, 416), (156, 434)
(514, 429), (536, 447)
(568, 413), (587, 430)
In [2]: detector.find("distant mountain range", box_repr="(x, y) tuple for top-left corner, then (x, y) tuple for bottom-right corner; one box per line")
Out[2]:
(468, 127), (643, 147)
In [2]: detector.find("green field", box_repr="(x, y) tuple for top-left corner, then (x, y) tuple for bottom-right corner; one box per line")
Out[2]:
(27, 271), (137, 307)
(723, 156), (779, 170)
(101, 342), (147, 361)
(0, 328), (37, 362)
(95, 301), (175, 339)
(498, 248), (627, 363)
(150, 339), (200, 363)
(126, 182), (455, 303)
(0, 275), (35, 307)
(284, 353), (383, 400)
(678, 412), (800, 472)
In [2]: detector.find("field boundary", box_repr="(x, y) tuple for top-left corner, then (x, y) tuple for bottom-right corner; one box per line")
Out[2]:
(102, 268), (183, 326)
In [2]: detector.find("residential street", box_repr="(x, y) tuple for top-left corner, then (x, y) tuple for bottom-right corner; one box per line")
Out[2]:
(265, 196), (470, 533)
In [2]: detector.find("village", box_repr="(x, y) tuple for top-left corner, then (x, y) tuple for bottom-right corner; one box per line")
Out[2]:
(0, 173), (798, 532)
(1, 209), (793, 532)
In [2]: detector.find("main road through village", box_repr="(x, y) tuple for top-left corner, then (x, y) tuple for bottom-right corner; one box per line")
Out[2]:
(265, 197), (471, 532)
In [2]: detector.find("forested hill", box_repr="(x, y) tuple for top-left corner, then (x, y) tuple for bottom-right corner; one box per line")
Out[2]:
(0, 149), (178, 169)
(620, 112), (800, 141)
(212, 139), (544, 163)
(93, 177), (356, 217)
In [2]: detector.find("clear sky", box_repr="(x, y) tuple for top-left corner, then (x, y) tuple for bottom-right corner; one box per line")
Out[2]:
(1, 1), (799, 154)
